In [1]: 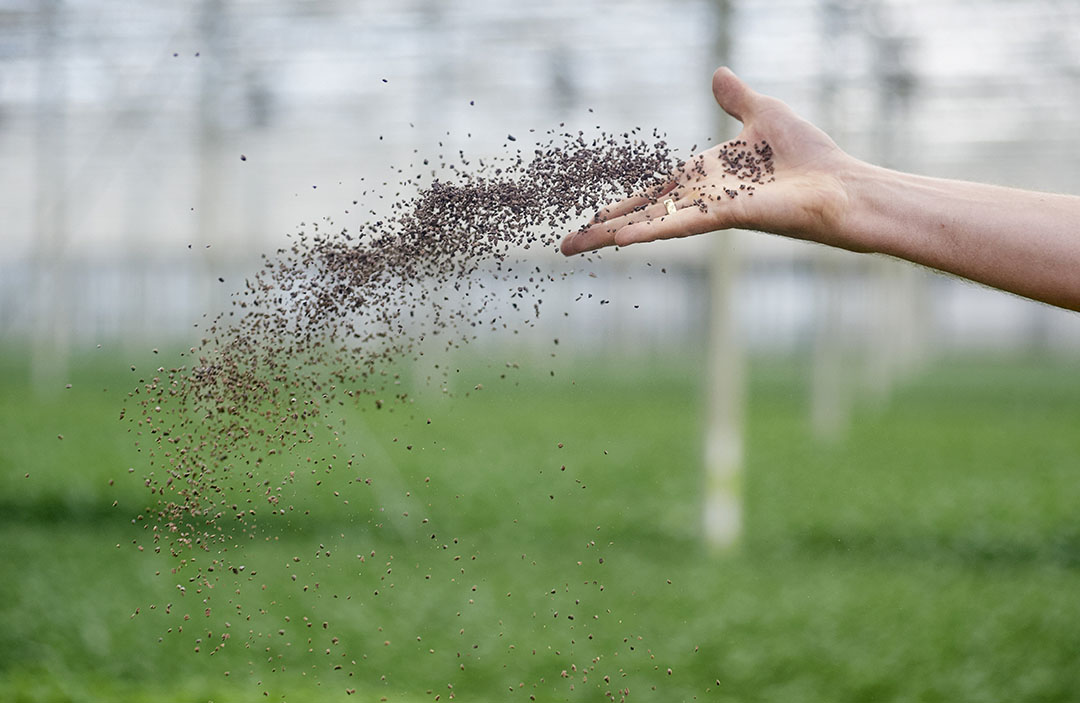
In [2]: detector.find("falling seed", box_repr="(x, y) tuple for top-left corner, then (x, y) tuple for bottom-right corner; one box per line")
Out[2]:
(119, 117), (778, 671)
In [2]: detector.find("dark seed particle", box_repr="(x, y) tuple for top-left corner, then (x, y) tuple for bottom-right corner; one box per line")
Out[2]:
(119, 121), (775, 662)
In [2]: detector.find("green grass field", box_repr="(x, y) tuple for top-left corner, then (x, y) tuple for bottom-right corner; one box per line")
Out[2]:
(3, 349), (1080, 702)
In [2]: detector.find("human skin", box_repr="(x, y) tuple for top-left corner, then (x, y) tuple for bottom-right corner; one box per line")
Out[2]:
(560, 67), (1080, 313)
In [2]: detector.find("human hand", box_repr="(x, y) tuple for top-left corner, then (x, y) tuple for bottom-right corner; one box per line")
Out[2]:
(560, 67), (867, 256)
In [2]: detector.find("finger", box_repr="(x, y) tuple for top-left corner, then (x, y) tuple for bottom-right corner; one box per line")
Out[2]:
(613, 204), (725, 247)
(590, 180), (678, 224)
(711, 66), (762, 124)
(560, 216), (626, 255)
(588, 148), (719, 227)
(561, 192), (690, 255)
(604, 192), (689, 231)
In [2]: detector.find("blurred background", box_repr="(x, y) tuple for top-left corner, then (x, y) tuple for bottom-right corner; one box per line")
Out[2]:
(3, 1), (1080, 701)
(4, 0), (1080, 368)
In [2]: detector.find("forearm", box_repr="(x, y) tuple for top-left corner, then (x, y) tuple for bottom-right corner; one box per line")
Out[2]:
(842, 163), (1080, 311)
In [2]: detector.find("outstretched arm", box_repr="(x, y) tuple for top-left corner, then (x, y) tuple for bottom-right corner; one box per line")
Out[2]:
(560, 67), (1080, 312)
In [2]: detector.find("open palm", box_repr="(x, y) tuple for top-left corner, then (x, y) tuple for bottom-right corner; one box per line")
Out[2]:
(561, 68), (861, 256)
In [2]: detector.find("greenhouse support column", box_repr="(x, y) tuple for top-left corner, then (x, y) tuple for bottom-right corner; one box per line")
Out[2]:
(809, 0), (855, 440)
(196, 0), (226, 319)
(32, 0), (70, 395)
(704, 232), (744, 549)
(703, 0), (743, 550)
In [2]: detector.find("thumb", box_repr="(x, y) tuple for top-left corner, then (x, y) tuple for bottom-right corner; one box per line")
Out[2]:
(711, 66), (758, 123)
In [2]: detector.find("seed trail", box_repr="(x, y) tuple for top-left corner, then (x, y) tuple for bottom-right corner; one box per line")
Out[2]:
(123, 126), (776, 694)
(126, 127), (686, 578)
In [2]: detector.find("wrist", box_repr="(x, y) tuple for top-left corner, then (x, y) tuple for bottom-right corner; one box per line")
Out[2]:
(833, 159), (902, 256)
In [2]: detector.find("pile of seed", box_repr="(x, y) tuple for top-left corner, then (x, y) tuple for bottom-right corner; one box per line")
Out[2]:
(672, 138), (775, 205)
(125, 127), (678, 577)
